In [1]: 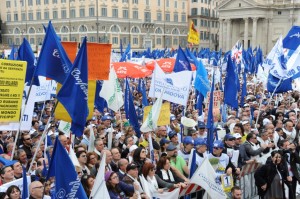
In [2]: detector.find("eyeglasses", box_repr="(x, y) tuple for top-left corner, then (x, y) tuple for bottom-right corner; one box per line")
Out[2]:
(111, 175), (119, 180)
(32, 186), (44, 189)
(213, 147), (221, 150)
(25, 138), (31, 141)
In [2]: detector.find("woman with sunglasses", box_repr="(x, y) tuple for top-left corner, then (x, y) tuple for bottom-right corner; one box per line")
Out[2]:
(132, 147), (147, 175)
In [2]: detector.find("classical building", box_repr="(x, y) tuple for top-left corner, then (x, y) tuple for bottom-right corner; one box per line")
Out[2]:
(0, 0), (189, 51)
(217, 0), (300, 54)
(189, 0), (219, 50)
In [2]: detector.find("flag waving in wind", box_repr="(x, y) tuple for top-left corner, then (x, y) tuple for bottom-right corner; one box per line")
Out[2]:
(47, 137), (87, 199)
(224, 55), (238, 109)
(57, 37), (88, 137)
(35, 21), (72, 84)
(100, 67), (124, 112)
(207, 71), (215, 153)
(173, 46), (192, 72)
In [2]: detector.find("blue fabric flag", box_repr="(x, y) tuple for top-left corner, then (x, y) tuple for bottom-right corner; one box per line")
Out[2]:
(8, 44), (18, 60)
(124, 79), (141, 138)
(224, 55), (238, 108)
(207, 72), (215, 153)
(35, 21), (72, 84)
(195, 91), (204, 116)
(140, 79), (148, 107)
(94, 81), (108, 113)
(0, 156), (17, 166)
(18, 38), (40, 86)
(240, 71), (247, 107)
(47, 137), (87, 199)
(189, 150), (197, 178)
(267, 73), (292, 93)
(194, 59), (210, 98)
(57, 37), (88, 137)
(21, 166), (28, 199)
(283, 26), (300, 50)
(173, 46), (192, 72)
(120, 44), (131, 62)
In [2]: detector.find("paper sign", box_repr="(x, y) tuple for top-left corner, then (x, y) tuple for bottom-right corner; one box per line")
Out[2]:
(61, 42), (78, 63)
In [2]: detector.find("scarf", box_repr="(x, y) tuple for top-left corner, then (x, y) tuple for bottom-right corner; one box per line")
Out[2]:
(160, 169), (175, 182)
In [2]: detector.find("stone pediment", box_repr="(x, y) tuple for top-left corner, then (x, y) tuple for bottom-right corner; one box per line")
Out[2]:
(218, 0), (259, 10)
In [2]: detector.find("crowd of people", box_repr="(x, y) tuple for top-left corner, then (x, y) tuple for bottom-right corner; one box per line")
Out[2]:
(1, 72), (300, 199)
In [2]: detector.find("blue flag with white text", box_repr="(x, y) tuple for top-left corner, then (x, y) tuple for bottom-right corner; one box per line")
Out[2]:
(173, 46), (192, 72)
(47, 137), (87, 199)
(35, 21), (72, 84)
(57, 37), (88, 137)
(224, 56), (238, 108)
(283, 26), (300, 50)
(194, 59), (210, 98)
(18, 38), (40, 86)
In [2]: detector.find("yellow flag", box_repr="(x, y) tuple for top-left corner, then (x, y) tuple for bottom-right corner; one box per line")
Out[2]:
(187, 21), (200, 45)
(55, 80), (96, 122)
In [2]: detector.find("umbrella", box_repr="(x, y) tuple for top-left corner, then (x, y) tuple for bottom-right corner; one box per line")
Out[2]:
(112, 62), (153, 78)
(146, 58), (196, 73)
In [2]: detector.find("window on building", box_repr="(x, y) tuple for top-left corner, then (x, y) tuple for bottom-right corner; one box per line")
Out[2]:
(52, 0), (57, 3)
(44, 11), (49, 19)
(16, 38), (20, 45)
(8, 38), (13, 45)
(22, 13), (26, 20)
(28, 12), (33, 20)
(174, 13), (178, 22)
(61, 10), (67, 18)
(166, 0), (169, 7)
(122, 37), (127, 45)
(61, 0), (66, 3)
(278, 11), (282, 15)
(201, 7), (204, 15)
(122, 0), (128, 2)
(7, 14), (11, 22)
(44, 0), (49, 4)
(30, 38), (35, 44)
(80, 8), (85, 17)
(165, 38), (170, 47)
(133, 10), (138, 19)
(157, 0), (160, 6)
(191, 8), (197, 15)
(28, 0), (33, 6)
(192, 0), (197, 2)
(157, 13), (162, 21)
(182, 2), (185, 9)
(212, 21), (214, 27)
(146, 0), (149, 6)
(156, 38), (161, 45)
(175, 1), (177, 8)
(111, 25), (120, 32)
(192, 19), (197, 26)
(173, 38), (178, 45)
(89, 7), (95, 17)
(155, 27), (163, 34)
(144, 12), (151, 22)
(123, 10), (128, 18)
(6, 1), (11, 8)
(165, 13), (170, 21)
(70, 9), (76, 18)
(29, 27), (35, 34)
(101, 8), (107, 17)
(131, 26), (139, 33)
(112, 9), (118, 17)
(36, 11), (41, 20)
(132, 0), (138, 4)
(79, 25), (88, 32)
(53, 10), (58, 19)
(133, 37), (138, 45)
(61, 26), (68, 33)
(89, 37), (95, 42)
(112, 37), (118, 44)
(181, 14), (186, 22)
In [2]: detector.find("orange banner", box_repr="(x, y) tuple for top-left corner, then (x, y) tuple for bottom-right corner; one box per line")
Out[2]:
(61, 42), (78, 63)
(87, 43), (111, 80)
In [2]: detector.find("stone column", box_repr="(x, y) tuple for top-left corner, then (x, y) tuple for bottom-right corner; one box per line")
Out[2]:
(219, 19), (224, 50)
(252, 17), (258, 48)
(244, 18), (249, 48)
(226, 19), (231, 51)
(267, 18), (273, 53)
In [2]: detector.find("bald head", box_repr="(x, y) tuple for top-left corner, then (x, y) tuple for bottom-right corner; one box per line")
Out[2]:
(29, 181), (44, 199)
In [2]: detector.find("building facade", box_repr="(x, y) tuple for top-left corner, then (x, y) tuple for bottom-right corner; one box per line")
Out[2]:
(217, 0), (300, 54)
(189, 0), (219, 50)
(0, 0), (189, 51)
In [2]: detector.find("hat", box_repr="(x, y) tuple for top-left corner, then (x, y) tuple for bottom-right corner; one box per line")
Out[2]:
(170, 115), (176, 121)
(263, 118), (271, 126)
(183, 136), (194, 145)
(91, 116), (97, 121)
(32, 112), (38, 118)
(42, 115), (49, 119)
(160, 138), (170, 146)
(194, 138), (207, 146)
(228, 115), (235, 120)
(101, 115), (112, 121)
(126, 163), (138, 172)
(168, 131), (177, 139)
(213, 140), (224, 149)
(115, 132), (124, 140)
(242, 121), (249, 125)
(224, 134), (235, 141)
(129, 145), (138, 153)
(181, 117), (197, 127)
(38, 125), (45, 132)
(105, 171), (114, 182)
(31, 131), (40, 139)
(166, 144), (177, 151)
(198, 121), (206, 129)
(233, 133), (242, 139)
(243, 103), (250, 108)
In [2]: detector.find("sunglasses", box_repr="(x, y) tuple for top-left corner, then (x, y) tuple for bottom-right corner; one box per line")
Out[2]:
(25, 138), (31, 141)
(213, 147), (221, 150)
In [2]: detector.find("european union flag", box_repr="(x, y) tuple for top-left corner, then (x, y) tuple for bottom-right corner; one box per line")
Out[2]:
(173, 46), (192, 72)
(125, 79), (141, 138)
(283, 26), (300, 50)
(224, 55), (238, 108)
(207, 71), (215, 153)
(35, 21), (72, 84)
(18, 38), (40, 86)
(47, 137), (87, 199)
(57, 37), (88, 137)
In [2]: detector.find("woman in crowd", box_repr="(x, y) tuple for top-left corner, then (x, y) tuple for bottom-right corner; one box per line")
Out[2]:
(124, 126), (138, 144)
(105, 171), (139, 199)
(132, 147), (147, 175)
(233, 123), (246, 143)
(81, 175), (95, 198)
(86, 152), (98, 171)
(254, 150), (292, 199)
(5, 185), (21, 199)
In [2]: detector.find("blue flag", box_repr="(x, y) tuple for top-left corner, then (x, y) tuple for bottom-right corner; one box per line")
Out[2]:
(18, 38), (40, 86)
(267, 73), (292, 93)
(195, 91), (204, 116)
(173, 46), (192, 72)
(283, 26), (300, 50)
(138, 79), (148, 107)
(8, 44), (18, 60)
(35, 21), (72, 84)
(47, 137), (87, 199)
(0, 156), (17, 166)
(22, 166), (28, 199)
(57, 37), (88, 137)
(94, 81), (108, 113)
(120, 44), (131, 62)
(207, 72), (215, 153)
(189, 150), (197, 178)
(194, 59), (210, 98)
(224, 55), (238, 108)
(124, 79), (141, 138)
(240, 71), (247, 107)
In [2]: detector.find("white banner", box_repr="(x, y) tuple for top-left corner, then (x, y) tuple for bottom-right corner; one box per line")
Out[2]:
(58, 120), (71, 137)
(34, 78), (55, 102)
(0, 176), (31, 195)
(149, 64), (192, 106)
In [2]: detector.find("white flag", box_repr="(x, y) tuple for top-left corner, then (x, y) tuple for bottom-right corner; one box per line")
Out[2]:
(90, 153), (110, 199)
(153, 187), (180, 199)
(140, 90), (164, 133)
(88, 125), (96, 152)
(100, 67), (124, 112)
(69, 146), (80, 168)
(190, 157), (227, 199)
(149, 63), (192, 106)
(285, 45), (300, 79)
(231, 41), (243, 64)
